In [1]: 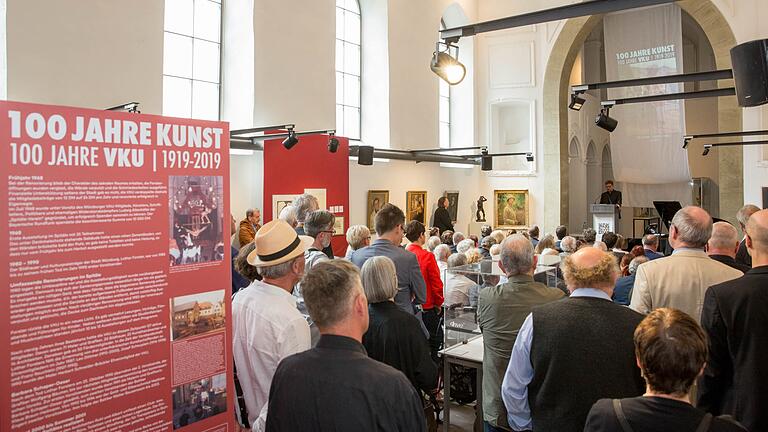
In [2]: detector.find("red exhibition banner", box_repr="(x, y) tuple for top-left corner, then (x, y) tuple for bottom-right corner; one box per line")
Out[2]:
(0, 101), (233, 432)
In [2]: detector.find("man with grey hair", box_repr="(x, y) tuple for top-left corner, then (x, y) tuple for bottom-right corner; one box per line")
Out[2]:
(232, 220), (313, 430)
(434, 243), (451, 285)
(293, 193), (334, 258)
(426, 235), (442, 252)
(613, 255), (648, 305)
(266, 260), (425, 431)
(642, 234), (663, 260)
(707, 221), (749, 273)
(477, 235), (563, 431)
(456, 238), (475, 255)
(559, 236), (577, 258)
(735, 204), (760, 267)
(479, 236), (495, 259)
(451, 231), (466, 254)
(502, 248), (644, 431)
(443, 254), (473, 306)
(237, 208), (262, 248)
(303, 210), (335, 269)
(630, 206), (742, 321)
(278, 205), (298, 228)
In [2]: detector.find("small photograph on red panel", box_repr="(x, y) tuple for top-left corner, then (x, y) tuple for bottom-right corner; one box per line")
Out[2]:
(171, 289), (226, 341)
(172, 372), (227, 429)
(169, 175), (225, 266)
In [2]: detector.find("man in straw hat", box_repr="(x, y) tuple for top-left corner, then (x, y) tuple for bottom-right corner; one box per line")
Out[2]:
(232, 220), (314, 431)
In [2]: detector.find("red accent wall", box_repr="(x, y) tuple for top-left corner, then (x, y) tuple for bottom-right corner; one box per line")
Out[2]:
(263, 134), (350, 257)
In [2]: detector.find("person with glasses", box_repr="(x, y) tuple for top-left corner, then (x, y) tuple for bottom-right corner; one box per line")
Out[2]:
(303, 210), (336, 268)
(351, 204), (427, 317)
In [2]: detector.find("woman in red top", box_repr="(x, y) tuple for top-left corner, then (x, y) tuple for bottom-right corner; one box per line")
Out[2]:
(404, 220), (444, 362)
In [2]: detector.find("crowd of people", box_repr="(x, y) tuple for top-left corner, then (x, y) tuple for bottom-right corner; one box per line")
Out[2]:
(228, 193), (767, 432)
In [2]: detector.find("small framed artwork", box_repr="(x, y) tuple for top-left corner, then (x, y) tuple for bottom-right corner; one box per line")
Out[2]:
(272, 194), (298, 222)
(333, 216), (345, 236)
(445, 190), (459, 223)
(367, 190), (389, 231)
(494, 190), (529, 229)
(406, 191), (428, 226)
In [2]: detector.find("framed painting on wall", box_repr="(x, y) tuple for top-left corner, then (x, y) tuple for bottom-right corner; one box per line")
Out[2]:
(406, 191), (428, 226)
(367, 190), (389, 231)
(272, 194), (298, 221)
(494, 190), (529, 229)
(445, 190), (459, 223)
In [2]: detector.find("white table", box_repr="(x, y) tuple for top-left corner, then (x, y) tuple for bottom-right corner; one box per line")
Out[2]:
(440, 335), (484, 432)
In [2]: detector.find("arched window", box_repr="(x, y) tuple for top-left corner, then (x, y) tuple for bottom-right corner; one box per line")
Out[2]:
(162, 0), (222, 120)
(438, 19), (451, 148)
(335, 0), (361, 140)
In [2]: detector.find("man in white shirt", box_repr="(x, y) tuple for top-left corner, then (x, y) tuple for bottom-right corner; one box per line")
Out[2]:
(232, 220), (314, 431)
(433, 244), (451, 285)
(444, 253), (475, 306)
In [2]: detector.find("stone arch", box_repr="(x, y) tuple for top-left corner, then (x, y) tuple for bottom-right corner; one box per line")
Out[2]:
(542, 1), (741, 229)
(569, 136), (580, 159)
(586, 140), (597, 164)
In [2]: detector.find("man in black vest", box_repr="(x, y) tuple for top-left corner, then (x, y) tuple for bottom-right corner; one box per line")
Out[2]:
(501, 247), (645, 432)
(699, 209), (768, 432)
(600, 180), (622, 219)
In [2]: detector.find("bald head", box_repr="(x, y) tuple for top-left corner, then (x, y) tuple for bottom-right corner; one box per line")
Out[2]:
(670, 206), (713, 249)
(561, 247), (619, 293)
(707, 222), (739, 257)
(746, 209), (768, 262)
(499, 234), (535, 276)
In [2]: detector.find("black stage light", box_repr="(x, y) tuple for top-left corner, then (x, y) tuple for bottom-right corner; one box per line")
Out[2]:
(481, 149), (493, 171)
(683, 135), (692, 149)
(358, 145), (374, 165)
(526, 153), (534, 162)
(595, 108), (618, 132)
(702, 145), (711, 156)
(328, 136), (339, 153)
(569, 93), (586, 111)
(430, 47), (466, 85)
(282, 130), (299, 150)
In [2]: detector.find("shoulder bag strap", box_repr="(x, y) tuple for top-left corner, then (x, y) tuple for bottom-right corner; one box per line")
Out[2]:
(612, 399), (635, 432)
(695, 413), (713, 432)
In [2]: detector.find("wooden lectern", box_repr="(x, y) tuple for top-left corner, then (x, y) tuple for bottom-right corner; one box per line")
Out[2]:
(591, 204), (619, 240)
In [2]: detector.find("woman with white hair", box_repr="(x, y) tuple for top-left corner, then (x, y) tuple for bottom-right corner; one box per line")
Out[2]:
(456, 238), (475, 255)
(426, 235), (442, 252)
(361, 256), (438, 395)
(344, 224), (371, 260)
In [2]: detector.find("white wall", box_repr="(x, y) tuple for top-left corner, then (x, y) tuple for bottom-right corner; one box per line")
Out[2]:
(6, 0), (163, 113)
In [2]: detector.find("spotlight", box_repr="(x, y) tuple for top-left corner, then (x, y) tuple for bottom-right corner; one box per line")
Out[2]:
(683, 135), (692, 149)
(282, 129), (298, 150)
(430, 43), (466, 85)
(702, 145), (711, 156)
(328, 136), (339, 153)
(595, 107), (618, 132)
(526, 153), (534, 162)
(481, 149), (492, 171)
(358, 145), (374, 165)
(569, 92), (586, 111)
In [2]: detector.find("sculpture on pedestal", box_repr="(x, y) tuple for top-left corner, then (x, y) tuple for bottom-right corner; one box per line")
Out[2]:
(476, 196), (487, 222)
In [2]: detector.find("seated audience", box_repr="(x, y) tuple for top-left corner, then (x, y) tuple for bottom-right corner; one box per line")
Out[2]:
(489, 244), (502, 259)
(613, 256), (647, 305)
(441, 230), (454, 247)
(479, 236), (495, 259)
(238, 208), (262, 248)
(433, 243), (451, 284)
(425, 235), (441, 252)
(630, 244), (645, 258)
(529, 225), (540, 247)
(555, 225), (568, 251)
(642, 234), (664, 260)
(404, 221), (444, 362)
(344, 224), (371, 260)
(534, 234), (556, 255)
(490, 230), (506, 246)
(619, 253), (633, 277)
(735, 204), (760, 267)
(278, 205), (298, 228)
(706, 221), (749, 273)
(456, 238), (475, 255)
(469, 234), (479, 247)
(594, 240), (608, 252)
(265, 260), (425, 431)
(465, 248), (483, 264)
(630, 206), (742, 322)
(429, 227), (440, 237)
(444, 253), (473, 306)
(481, 224), (493, 238)
(585, 308), (747, 432)
(452, 231), (466, 253)
(502, 247), (645, 431)
(361, 256), (438, 395)
(559, 235), (577, 259)
(233, 220), (312, 430)
(351, 204), (426, 316)
(699, 209), (768, 431)
(602, 231), (626, 263)
(478, 235), (564, 431)
(583, 227), (597, 244)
